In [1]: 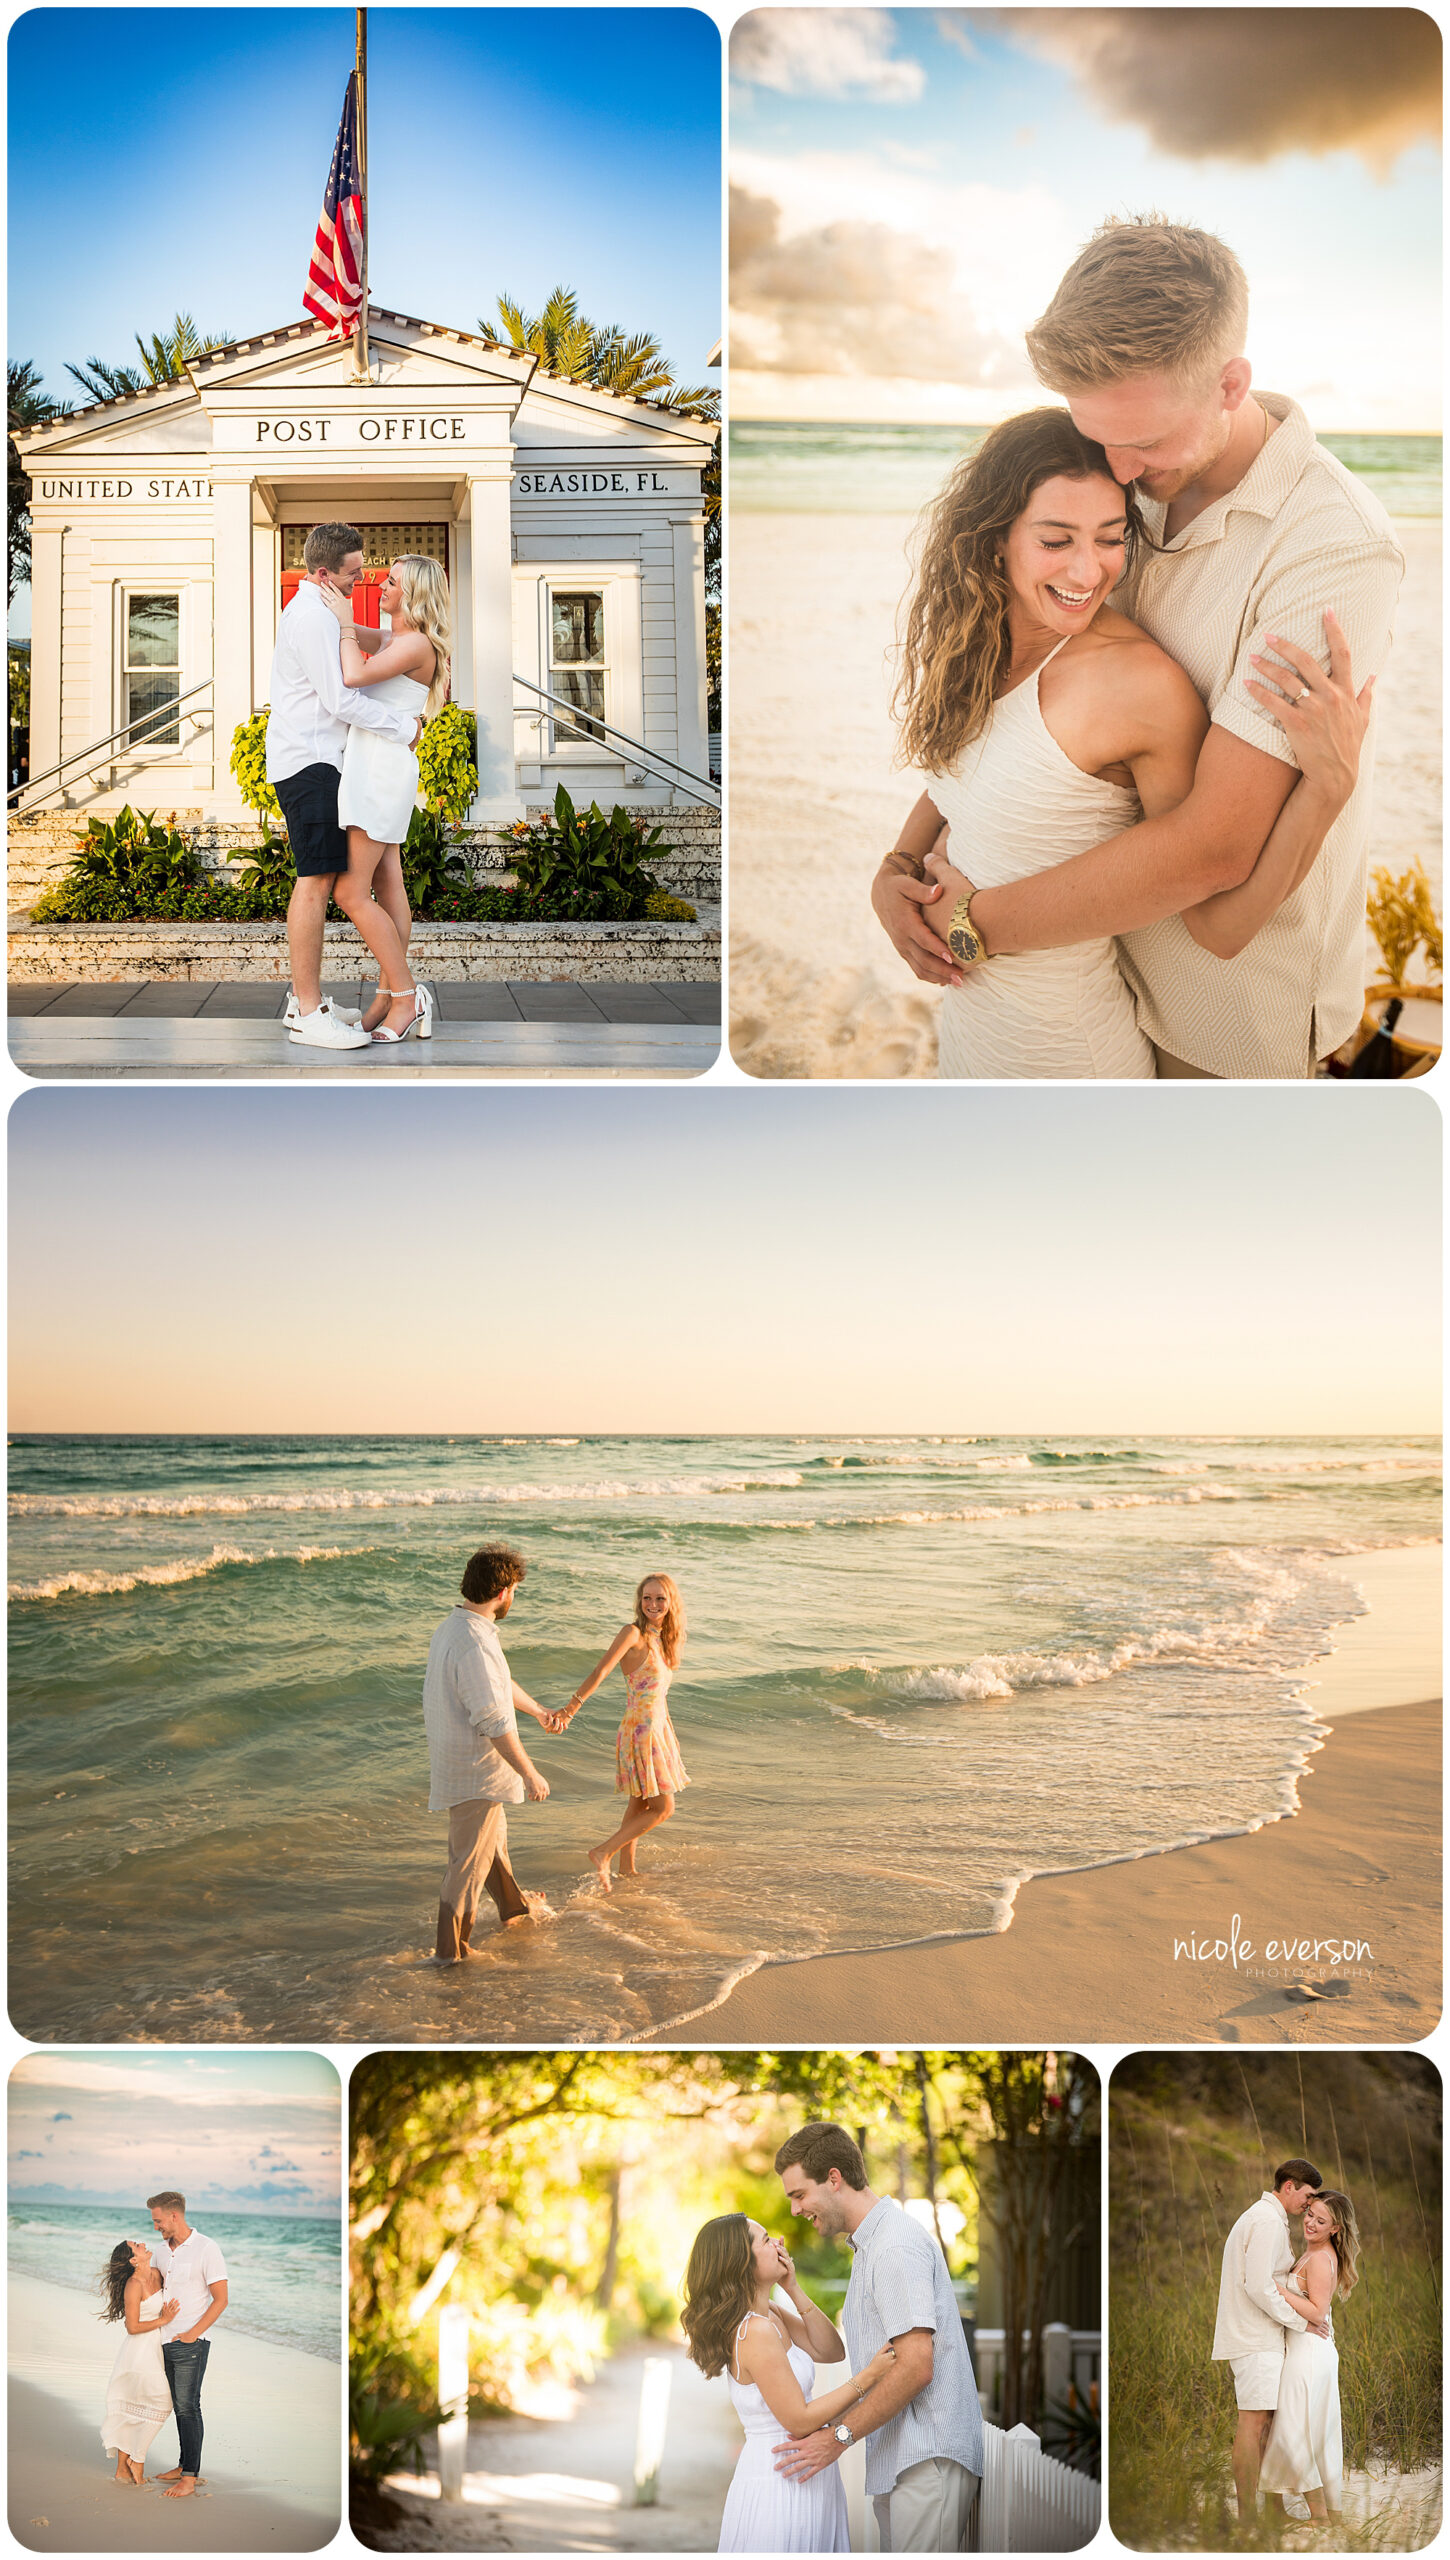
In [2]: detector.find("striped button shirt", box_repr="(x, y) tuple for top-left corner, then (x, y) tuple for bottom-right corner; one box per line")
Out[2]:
(1114, 394), (1404, 1077)
(842, 2200), (984, 2498)
(423, 1607), (524, 1813)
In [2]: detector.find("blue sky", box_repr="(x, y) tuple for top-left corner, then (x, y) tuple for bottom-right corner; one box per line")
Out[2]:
(10, 2051), (340, 2213)
(9, 8), (721, 404)
(9, 1086), (1442, 1434)
(730, 8), (1441, 427)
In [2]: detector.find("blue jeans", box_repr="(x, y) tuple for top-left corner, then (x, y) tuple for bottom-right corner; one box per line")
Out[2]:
(162, 2338), (210, 2475)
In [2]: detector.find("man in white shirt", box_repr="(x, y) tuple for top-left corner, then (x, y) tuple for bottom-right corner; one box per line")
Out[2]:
(147, 2187), (229, 2500)
(265, 519), (423, 1049)
(423, 1543), (560, 1962)
(1212, 2157), (1328, 2522)
(873, 217), (1401, 1078)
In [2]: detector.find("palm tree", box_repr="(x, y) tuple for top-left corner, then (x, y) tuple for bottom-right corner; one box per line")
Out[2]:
(483, 288), (718, 418)
(66, 311), (231, 406)
(8, 358), (70, 607)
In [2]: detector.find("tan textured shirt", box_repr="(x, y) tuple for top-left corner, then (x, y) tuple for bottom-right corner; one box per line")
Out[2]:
(1115, 395), (1403, 1077)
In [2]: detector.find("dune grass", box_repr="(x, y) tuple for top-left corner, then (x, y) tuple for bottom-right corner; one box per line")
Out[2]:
(1108, 2057), (1441, 2552)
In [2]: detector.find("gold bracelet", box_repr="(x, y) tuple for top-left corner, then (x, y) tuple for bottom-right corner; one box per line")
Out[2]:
(880, 847), (926, 882)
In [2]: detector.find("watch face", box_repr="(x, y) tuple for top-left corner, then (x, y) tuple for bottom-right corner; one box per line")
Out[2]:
(948, 923), (978, 965)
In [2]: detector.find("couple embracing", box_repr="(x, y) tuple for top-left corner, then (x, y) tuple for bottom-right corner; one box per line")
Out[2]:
(685, 2121), (983, 2554)
(875, 216), (1402, 1080)
(265, 518), (452, 1048)
(1215, 2155), (1360, 2528)
(422, 1542), (691, 1961)
(99, 2190), (227, 2498)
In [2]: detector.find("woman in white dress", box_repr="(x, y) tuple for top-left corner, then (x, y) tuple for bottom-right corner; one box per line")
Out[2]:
(682, 2213), (896, 2553)
(1260, 2188), (1359, 2524)
(318, 554), (452, 1042)
(887, 408), (1372, 1078)
(99, 2238), (176, 2488)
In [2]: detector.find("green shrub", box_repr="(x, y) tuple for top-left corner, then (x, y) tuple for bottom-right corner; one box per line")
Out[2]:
(30, 805), (203, 921)
(644, 891), (696, 922)
(229, 711), (282, 822)
(417, 703), (478, 822)
(509, 784), (673, 909)
(226, 826), (296, 917)
(401, 808), (470, 911)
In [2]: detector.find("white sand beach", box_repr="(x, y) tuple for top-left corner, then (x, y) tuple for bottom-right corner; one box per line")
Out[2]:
(710, 1541), (1441, 2046)
(728, 514), (1441, 1078)
(7, 2273), (340, 2552)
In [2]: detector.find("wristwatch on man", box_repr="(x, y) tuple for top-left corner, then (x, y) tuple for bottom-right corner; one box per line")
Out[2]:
(832, 2421), (855, 2448)
(945, 891), (986, 968)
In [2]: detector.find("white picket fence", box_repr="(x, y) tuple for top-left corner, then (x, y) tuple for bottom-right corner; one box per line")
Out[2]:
(968, 2419), (1100, 2553)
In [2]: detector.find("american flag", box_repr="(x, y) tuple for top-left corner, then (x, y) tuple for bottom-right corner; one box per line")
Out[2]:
(303, 75), (364, 338)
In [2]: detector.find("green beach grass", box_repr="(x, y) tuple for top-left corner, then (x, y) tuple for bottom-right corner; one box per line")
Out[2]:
(1109, 2055), (1442, 2551)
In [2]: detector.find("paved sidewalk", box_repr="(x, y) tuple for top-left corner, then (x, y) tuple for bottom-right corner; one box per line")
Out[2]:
(9, 980), (720, 1078)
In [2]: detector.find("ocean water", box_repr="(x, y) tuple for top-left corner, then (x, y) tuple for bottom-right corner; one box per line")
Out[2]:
(6, 2201), (340, 2361)
(730, 422), (1444, 519)
(9, 1433), (1440, 2045)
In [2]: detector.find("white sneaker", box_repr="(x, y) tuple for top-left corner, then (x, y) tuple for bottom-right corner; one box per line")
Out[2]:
(288, 998), (372, 1050)
(284, 989), (364, 1031)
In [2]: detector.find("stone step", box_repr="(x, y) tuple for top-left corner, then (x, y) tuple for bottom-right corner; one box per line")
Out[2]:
(10, 913), (722, 986)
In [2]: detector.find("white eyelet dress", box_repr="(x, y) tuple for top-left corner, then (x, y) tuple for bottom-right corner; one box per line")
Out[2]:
(930, 640), (1155, 1080)
(718, 2312), (851, 2553)
(101, 2286), (172, 2462)
(337, 672), (430, 846)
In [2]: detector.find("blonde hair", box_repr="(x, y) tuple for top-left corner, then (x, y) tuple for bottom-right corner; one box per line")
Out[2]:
(392, 555), (452, 717)
(1310, 2190), (1362, 2299)
(896, 408), (1144, 774)
(635, 1572), (686, 1669)
(1026, 216), (1249, 395)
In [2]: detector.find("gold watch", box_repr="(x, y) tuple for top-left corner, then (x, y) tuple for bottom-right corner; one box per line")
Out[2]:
(946, 893), (986, 967)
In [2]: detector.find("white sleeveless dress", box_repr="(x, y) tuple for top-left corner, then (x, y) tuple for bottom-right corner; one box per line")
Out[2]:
(337, 671), (429, 845)
(718, 2312), (851, 2553)
(930, 638), (1155, 1080)
(101, 2286), (172, 2461)
(1259, 2261), (1343, 2514)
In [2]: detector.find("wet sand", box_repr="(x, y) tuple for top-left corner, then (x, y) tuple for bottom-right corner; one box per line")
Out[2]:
(7, 2273), (340, 2552)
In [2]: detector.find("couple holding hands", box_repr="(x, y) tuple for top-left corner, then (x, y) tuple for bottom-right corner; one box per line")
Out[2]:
(422, 1543), (689, 1961)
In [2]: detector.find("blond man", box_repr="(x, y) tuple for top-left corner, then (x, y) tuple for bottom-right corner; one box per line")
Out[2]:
(874, 218), (1403, 1078)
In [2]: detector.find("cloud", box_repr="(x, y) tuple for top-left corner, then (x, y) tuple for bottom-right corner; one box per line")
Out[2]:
(972, 8), (1441, 174)
(732, 9), (926, 102)
(49, 2113), (72, 2122)
(17, 2149), (42, 2160)
(730, 184), (1030, 383)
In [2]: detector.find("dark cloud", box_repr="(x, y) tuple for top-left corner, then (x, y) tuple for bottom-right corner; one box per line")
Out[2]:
(730, 185), (1029, 384)
(968, 9), (1440, 172)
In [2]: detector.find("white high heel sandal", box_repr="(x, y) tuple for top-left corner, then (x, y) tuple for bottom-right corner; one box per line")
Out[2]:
(371, 982), (434, 1043)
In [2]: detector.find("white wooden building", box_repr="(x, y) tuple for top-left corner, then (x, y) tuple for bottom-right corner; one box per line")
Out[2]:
(15, 308), (717, 818)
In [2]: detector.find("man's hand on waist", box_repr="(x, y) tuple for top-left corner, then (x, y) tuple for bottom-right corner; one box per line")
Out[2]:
(871, 860), (962, 988)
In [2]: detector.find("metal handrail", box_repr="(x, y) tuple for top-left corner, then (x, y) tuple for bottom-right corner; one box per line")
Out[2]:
(8, 680), (214, 807)
(512, 674), (720, 805)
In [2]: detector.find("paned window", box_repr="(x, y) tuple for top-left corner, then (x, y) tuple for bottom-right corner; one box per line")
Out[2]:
(124, 594), (181, 747)
(548, 590), (606, 746)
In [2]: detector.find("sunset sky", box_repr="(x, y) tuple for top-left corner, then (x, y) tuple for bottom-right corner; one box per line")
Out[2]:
(731, 6), (1442, 429)
(9, 1086), (1441, 1434)
(9, 2052), (340, 2215)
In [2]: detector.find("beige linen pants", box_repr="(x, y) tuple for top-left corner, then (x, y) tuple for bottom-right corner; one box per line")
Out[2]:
(873, 2457), (980, 2552)
(437, 1799), (528, 1958)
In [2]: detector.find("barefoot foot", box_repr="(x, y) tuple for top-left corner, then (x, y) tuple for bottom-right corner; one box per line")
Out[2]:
(588, 1849), (614, 1893)
(164, 2476), (199, 2499)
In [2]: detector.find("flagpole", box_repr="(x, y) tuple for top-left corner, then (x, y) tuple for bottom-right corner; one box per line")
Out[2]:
(353, 9), (370, 381)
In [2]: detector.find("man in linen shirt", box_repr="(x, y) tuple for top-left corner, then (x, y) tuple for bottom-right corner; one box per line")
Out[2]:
(1212, 2158), (1327, 2523)
(874, 218), (1402, 1078)
(424, 1543), (557, 1963)
(265, 519), (423, 1050)
(147, 2187), (229, 2500)
(773, 2121), (983, 2551)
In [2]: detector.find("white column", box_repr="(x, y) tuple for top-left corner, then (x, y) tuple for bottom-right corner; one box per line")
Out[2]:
(669, 510), (708, 787)
(210, 475), (255, 814)
(467, 467), (524, 817)
(25, 521), (64, 804)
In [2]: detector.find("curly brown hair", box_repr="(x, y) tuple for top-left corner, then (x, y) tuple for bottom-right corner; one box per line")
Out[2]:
(98, 2240), (140, 2323)
(681, 2213), (756, 2379)
(895, 407), (1146, 777)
